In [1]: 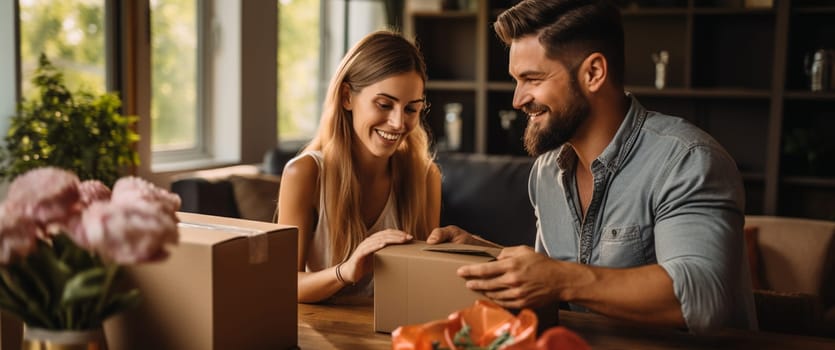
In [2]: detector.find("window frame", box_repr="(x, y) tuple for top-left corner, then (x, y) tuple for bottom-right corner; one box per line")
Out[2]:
(0, 0), (20, 162)
(147, 0), (211, 165)
(2, 0), (279, 185)
(127, 0), (278, 178)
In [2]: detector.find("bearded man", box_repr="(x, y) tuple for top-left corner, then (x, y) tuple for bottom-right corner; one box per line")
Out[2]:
(427, 0), (756, 334)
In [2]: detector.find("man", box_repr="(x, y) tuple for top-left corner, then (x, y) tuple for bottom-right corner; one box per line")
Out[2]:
(427, 0), (756, 333)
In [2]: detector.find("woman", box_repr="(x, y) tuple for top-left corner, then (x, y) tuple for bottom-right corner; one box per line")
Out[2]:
(277, 30), (441, 303)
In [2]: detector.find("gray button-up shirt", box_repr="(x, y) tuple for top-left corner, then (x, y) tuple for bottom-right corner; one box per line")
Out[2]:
(529, 94), (757, 333)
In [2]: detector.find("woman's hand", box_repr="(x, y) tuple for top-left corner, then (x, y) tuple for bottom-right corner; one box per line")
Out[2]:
(426, 225), (474, 244)
(339, 229), (413, 284)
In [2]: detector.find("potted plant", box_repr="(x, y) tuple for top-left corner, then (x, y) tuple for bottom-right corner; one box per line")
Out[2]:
(0, 167), (181, 348)
(0, 55), (169, 349)
(0, 54), (139, 186)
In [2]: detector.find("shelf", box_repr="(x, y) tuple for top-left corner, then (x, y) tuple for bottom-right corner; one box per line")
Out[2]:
(426, 80), (477, 90)
(782, 176), (835, 188)
(620, 8), (688, 16)
(407, 0), (835, 219)
(793, 7), (835, 14)
(486, 82), (515, 91)
(410, 11), (477, 19)
(784, 91), (835, 100)
(692, 8), (775, 15)
(626, 86), (771, 99)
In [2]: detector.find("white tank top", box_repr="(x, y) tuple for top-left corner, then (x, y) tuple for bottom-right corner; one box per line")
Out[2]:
(297, 150), (400, 299)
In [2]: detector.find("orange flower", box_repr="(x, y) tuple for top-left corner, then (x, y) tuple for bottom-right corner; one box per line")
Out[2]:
(534, 326), (590, 350)
(392, 300), (567, 350)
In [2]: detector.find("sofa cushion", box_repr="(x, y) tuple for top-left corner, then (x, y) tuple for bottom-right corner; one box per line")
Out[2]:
(228, 174), (281, 222)
(744, 216), (835, 302)
(171, 177), (240, 218)
(753, 289), (823, 336)
(435, 153), (536, 247)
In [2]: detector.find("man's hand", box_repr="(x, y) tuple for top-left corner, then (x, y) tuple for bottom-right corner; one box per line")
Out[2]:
(426, 225), (475, 244)
(457, 246), (562, 309)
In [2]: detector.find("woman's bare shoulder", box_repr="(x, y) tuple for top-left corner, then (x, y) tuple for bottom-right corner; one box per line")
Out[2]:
(282, 154), (320, 186)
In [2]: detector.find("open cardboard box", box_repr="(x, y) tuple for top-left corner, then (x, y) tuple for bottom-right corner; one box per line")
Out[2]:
(373, 241), (501, 333)
(105, 212), (298, 350)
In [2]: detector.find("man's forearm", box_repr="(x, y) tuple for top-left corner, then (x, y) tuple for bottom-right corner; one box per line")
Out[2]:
(561, 263), (685, 328)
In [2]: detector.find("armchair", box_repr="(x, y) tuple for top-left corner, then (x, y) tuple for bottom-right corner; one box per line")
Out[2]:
(744, 215), (835, 337)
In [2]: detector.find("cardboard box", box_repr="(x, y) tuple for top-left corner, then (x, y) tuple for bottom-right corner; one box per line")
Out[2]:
(373, 241), (500, 333)
(105, 212), (298, 350)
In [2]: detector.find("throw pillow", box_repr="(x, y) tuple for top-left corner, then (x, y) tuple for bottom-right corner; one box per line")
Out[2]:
(228, 174), (281, 222)
(743, 226), (763, 290)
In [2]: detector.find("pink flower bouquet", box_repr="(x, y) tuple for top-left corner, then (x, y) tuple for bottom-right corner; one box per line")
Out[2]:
(392, 300), (590, 350)
(0, 167), (180, 330)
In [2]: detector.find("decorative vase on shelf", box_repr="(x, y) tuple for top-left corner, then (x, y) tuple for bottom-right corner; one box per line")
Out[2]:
(444, 102), (463, 152)
(22, 327), (107, 350)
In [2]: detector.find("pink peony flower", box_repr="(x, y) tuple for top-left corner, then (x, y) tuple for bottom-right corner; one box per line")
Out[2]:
(78, 180), (112, 207)
(111, 176), (181, 215)
(5, 167), (81, 226)
(79, 200), (179, 264)
(0, 203), (40, 264)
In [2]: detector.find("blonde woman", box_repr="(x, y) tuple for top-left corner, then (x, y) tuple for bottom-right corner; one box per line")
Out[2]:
(277, 30), (441, 303)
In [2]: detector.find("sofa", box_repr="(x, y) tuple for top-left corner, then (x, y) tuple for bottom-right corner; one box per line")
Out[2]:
(170, 150), (538, 247)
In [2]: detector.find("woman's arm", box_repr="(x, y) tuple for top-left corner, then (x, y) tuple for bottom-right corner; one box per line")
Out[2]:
(277, 156), (347, 303)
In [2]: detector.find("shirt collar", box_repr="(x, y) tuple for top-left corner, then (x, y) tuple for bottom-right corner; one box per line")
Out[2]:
(554, 92), (646, 173)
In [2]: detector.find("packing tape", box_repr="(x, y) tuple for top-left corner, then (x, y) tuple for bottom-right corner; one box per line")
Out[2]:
(178, 221), (269, 264)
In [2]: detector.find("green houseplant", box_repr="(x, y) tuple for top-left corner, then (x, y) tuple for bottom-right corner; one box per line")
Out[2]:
(0, 54), (139, 186)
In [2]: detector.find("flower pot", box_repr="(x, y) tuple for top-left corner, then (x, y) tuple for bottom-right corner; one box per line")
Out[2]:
(22, 327), (107, 350)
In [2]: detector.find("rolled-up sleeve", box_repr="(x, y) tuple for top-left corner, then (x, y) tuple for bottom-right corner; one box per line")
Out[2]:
(653, 144), (745, 333)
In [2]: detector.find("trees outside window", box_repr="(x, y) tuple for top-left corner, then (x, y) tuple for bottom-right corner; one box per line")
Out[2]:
(278, 0), (320, 143)
(19, 0), (105, 98)
(150, 0), (199, 151)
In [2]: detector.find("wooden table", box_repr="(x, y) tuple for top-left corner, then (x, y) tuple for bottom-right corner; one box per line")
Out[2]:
(298, 303), (835, 349)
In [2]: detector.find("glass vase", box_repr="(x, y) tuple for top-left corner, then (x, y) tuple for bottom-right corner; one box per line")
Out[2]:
(22, 327), (107, 350)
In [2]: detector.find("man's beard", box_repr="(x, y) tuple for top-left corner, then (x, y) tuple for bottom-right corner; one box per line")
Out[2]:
(522, 79), (590, 157)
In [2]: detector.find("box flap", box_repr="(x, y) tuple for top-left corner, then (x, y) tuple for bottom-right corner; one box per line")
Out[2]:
(423, 244), (501, 259)
(176, 212), (296, 264)
(376, 241), (500, 261)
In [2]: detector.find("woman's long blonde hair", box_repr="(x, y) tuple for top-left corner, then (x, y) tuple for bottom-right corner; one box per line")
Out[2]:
(305, 30), (434, 266)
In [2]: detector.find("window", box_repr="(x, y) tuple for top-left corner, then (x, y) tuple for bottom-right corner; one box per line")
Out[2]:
(277, 0), (388, 146)
(16, 0), (206, 165)
(277, 0), (320, 144)
(18, 0), (106, 98)
(6, 0), (392, 177)
(150, 0), (201, 153)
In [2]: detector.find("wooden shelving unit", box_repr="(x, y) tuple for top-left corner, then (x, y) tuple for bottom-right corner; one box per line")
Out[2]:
(405, 0), (835, 220)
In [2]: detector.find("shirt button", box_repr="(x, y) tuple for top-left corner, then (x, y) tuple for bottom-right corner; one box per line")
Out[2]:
(611, 229), (617, 237)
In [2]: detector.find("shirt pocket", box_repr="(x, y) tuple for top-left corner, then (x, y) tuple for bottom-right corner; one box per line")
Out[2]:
(599, 224), (647, 267)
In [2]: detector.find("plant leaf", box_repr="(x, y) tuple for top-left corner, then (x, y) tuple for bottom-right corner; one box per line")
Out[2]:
(61, 267), (106, 306)
(0, 269), (54, 328)
(99, 288), (141, 321)
(487, 331), (513, 350)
